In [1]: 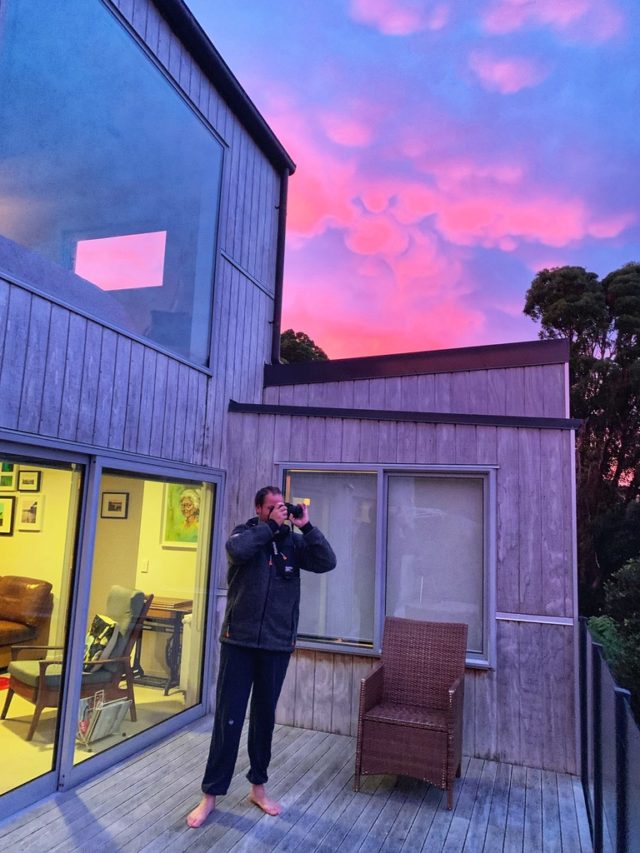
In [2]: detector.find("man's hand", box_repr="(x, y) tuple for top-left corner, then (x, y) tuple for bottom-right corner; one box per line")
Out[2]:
(269, 502), (289, 526)
(290, 502), (309, 528)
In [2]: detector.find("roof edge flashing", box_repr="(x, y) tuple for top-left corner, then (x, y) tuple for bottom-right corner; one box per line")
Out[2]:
(264, 338), (569, 386)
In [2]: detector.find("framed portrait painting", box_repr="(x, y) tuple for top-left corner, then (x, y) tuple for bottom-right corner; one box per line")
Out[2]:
(161, 483), (200, 548)
(0, 496), (15, 535)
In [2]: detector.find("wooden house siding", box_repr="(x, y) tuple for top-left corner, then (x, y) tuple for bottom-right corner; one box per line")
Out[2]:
(262, 362), (568, 420)
(223, 359), (577, 773)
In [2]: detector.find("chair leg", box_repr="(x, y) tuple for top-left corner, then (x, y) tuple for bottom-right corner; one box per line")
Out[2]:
(447, 784), (454, 810)
(1, 687), (14, 719)
(456, 762), (462, 778)
(27, 701), (45, 741)
(126, 678), (137, 722)
(353, 773), (360, 792)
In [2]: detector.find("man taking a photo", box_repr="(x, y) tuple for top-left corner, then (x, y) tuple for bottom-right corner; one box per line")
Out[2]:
(187, 485), (336, 827)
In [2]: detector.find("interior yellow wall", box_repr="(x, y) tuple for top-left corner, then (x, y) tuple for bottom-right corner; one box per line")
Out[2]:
(89, 474), (145, 620)
(0, 465), (76, 643)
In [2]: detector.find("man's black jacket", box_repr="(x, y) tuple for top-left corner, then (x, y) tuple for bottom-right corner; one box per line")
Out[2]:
(221, 517), (336, 652)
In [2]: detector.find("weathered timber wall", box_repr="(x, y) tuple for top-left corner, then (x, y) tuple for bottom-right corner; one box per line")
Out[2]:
(226, 361), (577, 772)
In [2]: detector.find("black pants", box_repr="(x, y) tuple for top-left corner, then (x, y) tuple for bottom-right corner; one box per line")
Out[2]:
(201, 643), (291, 796)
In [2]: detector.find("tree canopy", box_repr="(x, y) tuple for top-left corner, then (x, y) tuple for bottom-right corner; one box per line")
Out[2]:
(524, 262), (640, 610)
(280, 329), (328, 363)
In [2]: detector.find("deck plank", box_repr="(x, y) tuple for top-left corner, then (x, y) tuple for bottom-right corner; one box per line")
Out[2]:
(0, 719), (592, 853)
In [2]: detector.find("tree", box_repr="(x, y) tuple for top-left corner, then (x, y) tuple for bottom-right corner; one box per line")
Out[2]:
(280, 329), (328, 363)
(524, 263), (640, 610)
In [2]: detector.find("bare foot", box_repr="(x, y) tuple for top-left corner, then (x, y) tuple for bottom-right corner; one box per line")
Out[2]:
(186, 794), (216, 828)
(249, 783), (282, 816)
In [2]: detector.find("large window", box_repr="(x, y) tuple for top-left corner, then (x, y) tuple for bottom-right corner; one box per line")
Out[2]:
(284, 470), (377, 648)
(0, 0), (223, 364)
(285, 466), (495, 666)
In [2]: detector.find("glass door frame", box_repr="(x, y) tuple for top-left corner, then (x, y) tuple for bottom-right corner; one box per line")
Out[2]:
(0, 438), (224, 816)
(59, 454), (224, 790)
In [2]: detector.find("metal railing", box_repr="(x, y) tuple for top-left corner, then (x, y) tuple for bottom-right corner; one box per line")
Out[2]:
(579, 618), (640, 853)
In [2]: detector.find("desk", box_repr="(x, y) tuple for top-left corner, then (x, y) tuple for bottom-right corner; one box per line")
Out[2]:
(132, 597), (192, 695)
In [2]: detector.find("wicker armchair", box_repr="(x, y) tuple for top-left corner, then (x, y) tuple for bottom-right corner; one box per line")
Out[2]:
(354, 617), (468, 809)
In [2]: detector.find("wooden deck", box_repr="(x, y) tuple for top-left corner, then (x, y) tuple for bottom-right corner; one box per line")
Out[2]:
(0, 716), (592, 852)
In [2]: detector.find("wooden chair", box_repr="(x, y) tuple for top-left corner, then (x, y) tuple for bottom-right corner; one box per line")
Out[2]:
(354, 616), (468, 809)
(1, 586), (153, 741)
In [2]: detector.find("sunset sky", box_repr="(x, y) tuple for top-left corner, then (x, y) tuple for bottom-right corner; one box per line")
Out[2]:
(190, 0), (640, 359)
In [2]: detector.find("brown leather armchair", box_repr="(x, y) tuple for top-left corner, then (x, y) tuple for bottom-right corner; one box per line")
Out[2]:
(0, 576), (53, 669)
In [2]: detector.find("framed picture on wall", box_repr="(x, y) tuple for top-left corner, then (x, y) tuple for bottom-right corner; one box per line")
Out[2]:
(100, 492), (129, 519)
(161, 483), (200, 548)
(0, 496), (15, 535)
(0, 462), (17, 491)
(17, 470), (42, 492)
(17, 495), (44, 532)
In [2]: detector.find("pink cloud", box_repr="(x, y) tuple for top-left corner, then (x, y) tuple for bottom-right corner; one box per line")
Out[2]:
(345, 212), (411, 255)
(469, 51), (550, 93)
(482, 0), (624, 41)
(348, 0), (450, 36)
(283, 260), (483, 358)
(320, 113), (374, 147)
(588, 212), (636, 239)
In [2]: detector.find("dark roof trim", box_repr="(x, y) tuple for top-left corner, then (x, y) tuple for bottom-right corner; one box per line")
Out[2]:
(229, 400), (580, 431)
(265, 338), (569, 386)
(152, 0), (295, 173)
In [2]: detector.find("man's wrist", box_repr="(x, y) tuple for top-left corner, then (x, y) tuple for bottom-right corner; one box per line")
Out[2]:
(267, 519), (281, 535)
(300, 521), (313, 535)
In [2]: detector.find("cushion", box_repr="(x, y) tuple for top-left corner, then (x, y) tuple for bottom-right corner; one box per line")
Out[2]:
(83, 614), (119, 673)
(8, 659), (112, 689)
(0, 619), (34, 646)
(0, 576), (53, 628)
(103, 586), (144, 671)
(364, 701), (448, 732)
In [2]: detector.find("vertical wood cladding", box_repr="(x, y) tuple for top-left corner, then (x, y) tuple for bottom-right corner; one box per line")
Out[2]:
(229, 385), (576, 773)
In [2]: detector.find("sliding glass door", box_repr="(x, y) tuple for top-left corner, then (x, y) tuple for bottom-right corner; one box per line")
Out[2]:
(0, 448), (219, 817)
(71, 470), (215, 767)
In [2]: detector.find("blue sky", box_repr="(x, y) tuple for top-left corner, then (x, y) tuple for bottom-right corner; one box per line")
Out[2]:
(189, 0), (640, 358)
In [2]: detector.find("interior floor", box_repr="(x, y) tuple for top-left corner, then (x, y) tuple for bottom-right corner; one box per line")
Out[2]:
(0, 684), (186, 796)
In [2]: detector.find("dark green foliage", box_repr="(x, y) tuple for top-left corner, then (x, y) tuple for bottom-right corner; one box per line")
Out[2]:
(592, 501), (640, 582)
(588, 560), (640, 719)
(280, 329), (329, 363)
(524, 263), (640, 609)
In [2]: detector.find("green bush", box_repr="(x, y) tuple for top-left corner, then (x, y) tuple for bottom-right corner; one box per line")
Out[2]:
(589, 558), (640, 720)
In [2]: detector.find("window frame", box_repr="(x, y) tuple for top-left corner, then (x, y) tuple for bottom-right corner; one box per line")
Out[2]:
(280, 462), (497, 669)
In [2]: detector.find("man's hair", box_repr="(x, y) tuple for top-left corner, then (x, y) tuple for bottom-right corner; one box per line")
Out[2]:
(254, 485), (283, 508)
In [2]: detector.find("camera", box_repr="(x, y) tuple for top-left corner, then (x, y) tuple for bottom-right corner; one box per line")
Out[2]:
(285, 501), (304, 519)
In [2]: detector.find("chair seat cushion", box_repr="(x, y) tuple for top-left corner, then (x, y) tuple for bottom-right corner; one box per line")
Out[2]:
(364, 701), (448, 732)
(9, 659), (112, 689)
(0, 620), (34, 646)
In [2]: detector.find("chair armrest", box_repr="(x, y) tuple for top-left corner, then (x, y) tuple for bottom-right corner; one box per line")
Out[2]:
(37, 658), (64, 675)
(360, 664), (384, 713)
(11, 644), (64, 660)
(82, 655), (131, 668)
